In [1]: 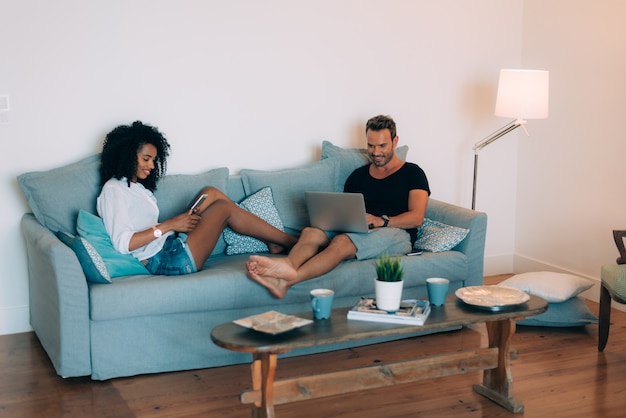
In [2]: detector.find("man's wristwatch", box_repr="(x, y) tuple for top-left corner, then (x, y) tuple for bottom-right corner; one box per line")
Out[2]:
(381, 215), (390, 227)
(152, 225), (163, 238)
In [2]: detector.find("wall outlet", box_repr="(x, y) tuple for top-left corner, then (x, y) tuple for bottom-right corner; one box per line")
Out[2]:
(0, 95), (9, 111)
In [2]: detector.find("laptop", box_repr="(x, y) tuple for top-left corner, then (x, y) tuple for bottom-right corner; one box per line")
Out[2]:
(305, 191), (371, 233)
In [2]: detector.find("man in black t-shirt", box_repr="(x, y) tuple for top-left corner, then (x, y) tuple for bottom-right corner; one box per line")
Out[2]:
(246, 115), (431, 298)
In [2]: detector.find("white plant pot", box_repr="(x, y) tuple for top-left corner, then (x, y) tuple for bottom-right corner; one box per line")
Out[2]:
(374, 278), (404, 312)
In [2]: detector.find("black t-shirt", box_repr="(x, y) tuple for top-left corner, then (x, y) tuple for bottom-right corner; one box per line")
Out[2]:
(344, 162), (430, 243)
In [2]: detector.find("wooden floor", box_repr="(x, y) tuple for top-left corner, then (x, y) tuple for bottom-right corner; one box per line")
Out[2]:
(2, 275), (625, 418)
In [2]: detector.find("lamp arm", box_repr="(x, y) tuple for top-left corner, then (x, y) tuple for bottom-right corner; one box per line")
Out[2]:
(473, 118), (527, 154)
(471, 118), (528, 210)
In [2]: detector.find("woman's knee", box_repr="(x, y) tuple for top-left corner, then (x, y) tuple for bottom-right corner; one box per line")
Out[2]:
(200, 186), (228, 202)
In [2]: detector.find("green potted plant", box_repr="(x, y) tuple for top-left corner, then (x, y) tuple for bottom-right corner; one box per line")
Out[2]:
(374, 254), (405, 312)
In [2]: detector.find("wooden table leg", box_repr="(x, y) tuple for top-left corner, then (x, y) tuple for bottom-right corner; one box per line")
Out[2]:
(249, 352), (278, 418)
(472, 318), (524, 414)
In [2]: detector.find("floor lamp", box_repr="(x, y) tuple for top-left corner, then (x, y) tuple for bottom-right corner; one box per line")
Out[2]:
(471, 69), (549, 210)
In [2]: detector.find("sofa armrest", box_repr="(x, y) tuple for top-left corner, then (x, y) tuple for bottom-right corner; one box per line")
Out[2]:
(21, 213), (92, 377)
(425, 199), (488, 287)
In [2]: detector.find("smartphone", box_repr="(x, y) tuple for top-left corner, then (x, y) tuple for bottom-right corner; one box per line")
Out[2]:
(189, 193), (208, 212)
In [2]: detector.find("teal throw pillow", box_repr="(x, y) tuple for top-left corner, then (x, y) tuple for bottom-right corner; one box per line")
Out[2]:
(75, 210), (149, 280)
(57, 231), (112, 284)
(516, 296), (598, 327)
(321, 140), (409, 191)
(223, 187), (285, 255)
(414, 218), (469, 252)
(240, 158), (339, 232)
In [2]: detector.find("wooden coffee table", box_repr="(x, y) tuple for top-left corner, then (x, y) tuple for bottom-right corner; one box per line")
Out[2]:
(211, 294), (547, 418)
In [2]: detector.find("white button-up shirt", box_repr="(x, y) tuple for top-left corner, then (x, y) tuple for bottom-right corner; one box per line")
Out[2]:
(97, 177), (172, 261)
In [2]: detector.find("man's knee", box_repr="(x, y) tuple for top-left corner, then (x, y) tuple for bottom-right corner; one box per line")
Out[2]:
(328, 234), (357, 257)
(300, 227), (329, 246)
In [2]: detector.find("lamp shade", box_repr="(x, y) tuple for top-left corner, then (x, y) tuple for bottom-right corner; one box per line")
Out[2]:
(495, 69), (549, 119)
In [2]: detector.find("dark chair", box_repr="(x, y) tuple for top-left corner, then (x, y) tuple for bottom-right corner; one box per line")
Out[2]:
(598, 230), (626, 352)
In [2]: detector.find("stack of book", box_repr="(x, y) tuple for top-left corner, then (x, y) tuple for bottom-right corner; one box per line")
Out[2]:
(347, 298), (431, 326)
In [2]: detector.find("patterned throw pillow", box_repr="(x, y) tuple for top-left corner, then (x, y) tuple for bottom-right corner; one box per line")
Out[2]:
(69, 210), (149, 282)
(223, 187), (285, 255)
(240, 159), (338, 232)
(57, 231), (112, 284)
(414, 218), (469, 252)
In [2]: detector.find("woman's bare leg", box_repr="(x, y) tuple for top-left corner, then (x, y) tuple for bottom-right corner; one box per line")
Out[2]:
(186, 187), (297, 268)
(246, 231), (357, 298)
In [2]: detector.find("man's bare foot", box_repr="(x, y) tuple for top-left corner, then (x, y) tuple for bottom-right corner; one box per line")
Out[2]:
(246, 255), (298, 299)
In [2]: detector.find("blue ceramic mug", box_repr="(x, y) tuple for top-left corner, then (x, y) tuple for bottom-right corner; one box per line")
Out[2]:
(426, 278), (450, 306)
(310, 288), (334, 319)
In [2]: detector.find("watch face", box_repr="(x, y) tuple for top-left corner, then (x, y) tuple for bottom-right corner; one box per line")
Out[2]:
(153, 228), (162, 238)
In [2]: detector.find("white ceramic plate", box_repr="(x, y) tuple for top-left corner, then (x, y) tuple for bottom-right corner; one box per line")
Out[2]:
(455, 285), (530, 311)
(233, 310), (313, 335)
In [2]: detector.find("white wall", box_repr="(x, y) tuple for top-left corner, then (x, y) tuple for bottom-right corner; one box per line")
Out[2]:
(515, 0), (626, 306)
(1, 0), (525, 335)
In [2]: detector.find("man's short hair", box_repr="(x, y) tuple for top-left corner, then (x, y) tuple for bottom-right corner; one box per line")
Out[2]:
(366, 115), (396, 139)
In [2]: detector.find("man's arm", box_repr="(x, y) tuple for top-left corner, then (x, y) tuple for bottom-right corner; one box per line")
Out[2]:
(366, 189), (429, 229)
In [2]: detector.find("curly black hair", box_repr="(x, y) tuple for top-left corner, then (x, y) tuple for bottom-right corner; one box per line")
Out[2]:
(99, 121), (171, 191)
(366, 114), (397, 139)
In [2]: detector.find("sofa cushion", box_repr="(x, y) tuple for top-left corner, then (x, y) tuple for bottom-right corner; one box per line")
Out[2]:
(57, 231), (113, 284)
(154, 167), (229, 256)
(498, 271), (593, 303)
(18, 154), (101, 234)
(153, 167), (229, 221)
(516, 296), (598, 327)
(321, 140), (409, 190)
(76, 210), (149, 279)
(414, 218), (469, 252)
(240, 158), (339, 231)
(223, 186), (285, 255)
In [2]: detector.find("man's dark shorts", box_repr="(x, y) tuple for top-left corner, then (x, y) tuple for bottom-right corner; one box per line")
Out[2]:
(341, 228), (412, 260)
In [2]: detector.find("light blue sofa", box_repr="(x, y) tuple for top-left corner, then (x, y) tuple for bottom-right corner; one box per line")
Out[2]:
(18, 142), (487, 380)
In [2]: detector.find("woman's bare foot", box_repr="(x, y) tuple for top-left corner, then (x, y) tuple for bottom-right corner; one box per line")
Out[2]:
(267, 243), (286, 255)
(246, 255), (298, 298)
(266, 235), (297, 254)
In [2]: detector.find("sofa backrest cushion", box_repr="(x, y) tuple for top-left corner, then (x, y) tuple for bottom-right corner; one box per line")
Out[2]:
(17, 153), (230, 242)
(154, 167), (230, 256)
(240, 158), (339, 232)
(153, 167), (229, 221)
(18, 155), (101, 234)
(320, 140), (409, 190)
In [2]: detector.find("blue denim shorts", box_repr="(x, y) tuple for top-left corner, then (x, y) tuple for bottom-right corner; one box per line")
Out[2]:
(145, 233), (197, 276)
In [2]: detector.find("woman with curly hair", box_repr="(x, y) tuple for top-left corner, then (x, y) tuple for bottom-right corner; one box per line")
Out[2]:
(97, 121), (297, 276)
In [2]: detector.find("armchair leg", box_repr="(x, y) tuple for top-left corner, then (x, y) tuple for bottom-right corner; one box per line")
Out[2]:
(598, 283), (612, 352)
